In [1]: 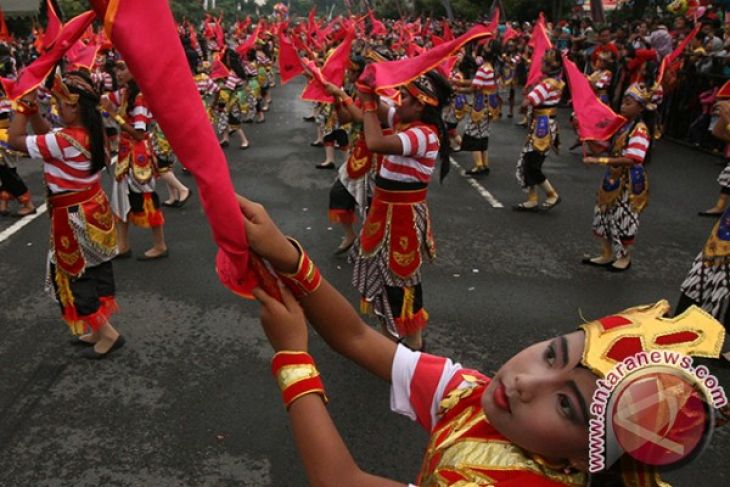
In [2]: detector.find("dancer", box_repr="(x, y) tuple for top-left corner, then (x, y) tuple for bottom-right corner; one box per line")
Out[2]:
(102, 60), (169, 261)
(238, 196), (725, 486)
(453, 40), (501, 176)
(7, 73), (125, 358)
(351, 71), (452, 351)
(513, 49), (563, 212)
(582, 81), (657, 272)
(324, 55), (372, 255)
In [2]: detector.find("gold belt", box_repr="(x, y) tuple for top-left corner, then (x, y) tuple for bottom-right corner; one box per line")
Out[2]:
(534, 108), (557, 117)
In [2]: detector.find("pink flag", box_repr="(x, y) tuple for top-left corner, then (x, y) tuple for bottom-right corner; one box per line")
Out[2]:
(563, 53), (626, 141)
(502, 25), (519, 44)
(88, 0), (281, 299)
(278, 31), (304, 84)
(43, 0), (62, 49)
(357, 23), (493, 95)
(66, 39), (101, 71)
(1, 10), (96, 100)
(526, 14), (552, 87)
(301, 27), (355, 103)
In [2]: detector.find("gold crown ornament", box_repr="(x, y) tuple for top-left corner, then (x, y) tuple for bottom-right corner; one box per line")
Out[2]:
(580, 300), (725, 379)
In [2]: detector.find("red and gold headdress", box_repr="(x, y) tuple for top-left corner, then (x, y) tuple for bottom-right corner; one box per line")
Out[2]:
(580, 300), (725, 379)
(51, 73), (98, 105)
(405, 75), (439, 107)
(624, 82), (661, 111)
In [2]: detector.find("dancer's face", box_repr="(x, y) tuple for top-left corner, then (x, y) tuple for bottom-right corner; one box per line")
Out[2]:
(115, 62), (132, 86)
(396, 88), (424, 123)
(620, 95), (644, 119)
(481, 331), (597, 472)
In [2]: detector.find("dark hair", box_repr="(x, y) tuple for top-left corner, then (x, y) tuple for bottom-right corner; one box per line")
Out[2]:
(224, 49), (248, 80)
(66, 70), (107, 175)
(418, 70), (453, 183)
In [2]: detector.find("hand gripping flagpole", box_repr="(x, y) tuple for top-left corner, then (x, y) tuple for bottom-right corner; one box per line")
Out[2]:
(87, 0), (280, 300)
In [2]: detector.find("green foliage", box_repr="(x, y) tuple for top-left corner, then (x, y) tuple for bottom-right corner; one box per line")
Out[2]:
(56, 0), (87, 19)
(501, 0), (554, 21)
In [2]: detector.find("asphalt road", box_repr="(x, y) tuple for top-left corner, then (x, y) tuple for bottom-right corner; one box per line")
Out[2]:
(0, 78), (728, 486)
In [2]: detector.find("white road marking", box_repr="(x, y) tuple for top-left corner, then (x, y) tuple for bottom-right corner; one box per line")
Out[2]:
(449, 157), (504, 208)
(0, 203), (47, 243)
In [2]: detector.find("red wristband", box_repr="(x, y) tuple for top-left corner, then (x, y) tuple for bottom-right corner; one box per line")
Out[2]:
(362, 101), (378, 113)
(272, 351), (328, 409)
(277, 238), (322, 299)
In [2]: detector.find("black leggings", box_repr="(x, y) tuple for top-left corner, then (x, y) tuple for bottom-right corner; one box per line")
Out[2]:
(522, 151), (547, 187)
(0, 165), (29, 199)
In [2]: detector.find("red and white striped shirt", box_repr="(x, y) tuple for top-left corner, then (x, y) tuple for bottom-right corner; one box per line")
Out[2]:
(195, 74), (218, 96)
(623, 123), (650, 163)
(26, 128), (99, 194)
(380, 108), (440, 184)
(107, 89), (153, 131)
(0, 98), (12, 118)
(472, 63), (498, 92)
(91, 71), (114, 93)
(526, 78), (563, 107)
(391, 344), (487, 432)
(224, 73), (243, 91)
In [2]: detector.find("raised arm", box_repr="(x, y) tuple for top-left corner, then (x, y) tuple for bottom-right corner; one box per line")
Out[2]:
(359, 90), (403, 155)
(239, 195), (397, 382)
(8, 93), (52, 153)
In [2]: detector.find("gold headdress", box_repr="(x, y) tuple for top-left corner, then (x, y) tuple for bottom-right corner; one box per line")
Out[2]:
(405, 75), (439, 107)
(624, 82), (662, 111)
(580, 300), (725, 379)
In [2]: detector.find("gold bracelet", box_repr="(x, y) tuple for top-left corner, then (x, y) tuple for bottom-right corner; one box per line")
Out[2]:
(114, 114), (126, 126)
(598, 156), (611, 165)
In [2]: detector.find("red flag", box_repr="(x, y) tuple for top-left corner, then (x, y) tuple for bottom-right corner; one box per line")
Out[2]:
(358, 23), (493, 95)
(430, 34), (445, 47)
(666, 22), (701, 66)
(44, 0), (63, 49)
(88, 0), (275, 299)
(1, 11), (95, 100)
(502, 25), (519, 45)
(437, 55), (458, 78)
(526, 15), (552, 87)
(236, 21), (262, 57)
(0, 8), (11, 42)
(563, 54), (626, 141)
(442, 20), (454, 41)
(278, 31), (304, 84)
(717, 80), (730, 99)
(66, 39), (101, 71)
(209, 58), (232, 80)
(407, 43), (425, 58)
(301, 27), (355, 103)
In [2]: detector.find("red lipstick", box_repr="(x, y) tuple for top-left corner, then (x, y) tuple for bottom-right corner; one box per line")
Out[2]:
(493, 381), (512, 413)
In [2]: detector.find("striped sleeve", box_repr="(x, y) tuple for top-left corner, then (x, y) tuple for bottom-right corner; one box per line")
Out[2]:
(390, 344), (463, 432)
(526, 80), (549, 106)
(472, 64), (496, 89)
(131, 94), (152, 131)
(397, 125), (439, 158)
(25, 131), (63, 162)
(623, 124), (650, 163)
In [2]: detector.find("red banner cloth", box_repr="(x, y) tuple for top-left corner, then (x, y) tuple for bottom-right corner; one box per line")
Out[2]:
(526, 15), (552, 87)
(89, 0), (265, 298)
(357, 23), (494, 95)
(66, 39), (101, 71)
(563, 53), (626, 141)
(301, 27), (355, 103)
(278, 31), (304, 85)
(236, 21), (262, 57)
(502, 25), (519, 44)
(1, 10), (95, 100)
(43, 0), (63, 49)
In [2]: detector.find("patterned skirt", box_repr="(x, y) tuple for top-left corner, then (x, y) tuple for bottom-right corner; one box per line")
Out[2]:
(680, 254), (730, 319)
(718, 162), (730, 192)
(592, 190), (641, 259)
(351, 202), (431, 337)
